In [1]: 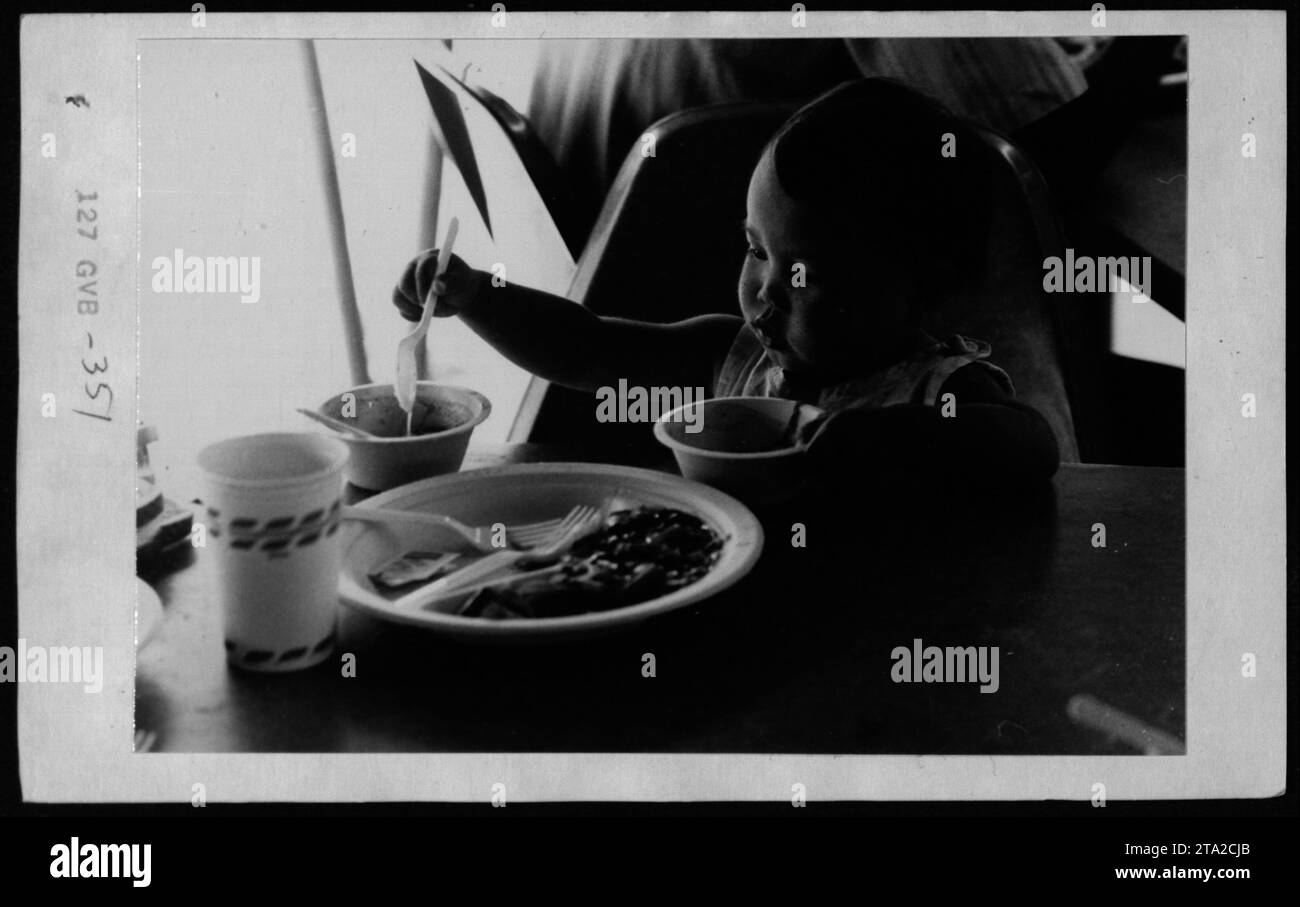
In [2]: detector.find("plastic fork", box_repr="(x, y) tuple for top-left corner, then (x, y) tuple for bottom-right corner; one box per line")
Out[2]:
(393, 504), (603, 611)
(395, 216), (459, 435)
(341, 504), (590, 554)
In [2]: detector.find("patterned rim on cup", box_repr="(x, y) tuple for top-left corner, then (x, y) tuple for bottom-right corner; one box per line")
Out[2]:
(224, 630), (337, 669)
(207, 499), (342, 559)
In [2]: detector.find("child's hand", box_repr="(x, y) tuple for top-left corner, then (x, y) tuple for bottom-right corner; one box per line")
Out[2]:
(392, 249), (484, 322)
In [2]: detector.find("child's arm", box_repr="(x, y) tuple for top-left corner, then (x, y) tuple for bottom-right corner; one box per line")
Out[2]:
(801, 364), (1060, 486)
(394, 250), (741, 393)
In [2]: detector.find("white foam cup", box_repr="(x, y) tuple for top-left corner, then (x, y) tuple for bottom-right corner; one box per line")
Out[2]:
(197, 433), (350, 672)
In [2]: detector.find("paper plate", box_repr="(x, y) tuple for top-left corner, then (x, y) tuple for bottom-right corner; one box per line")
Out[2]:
(337, 462), (764, 642)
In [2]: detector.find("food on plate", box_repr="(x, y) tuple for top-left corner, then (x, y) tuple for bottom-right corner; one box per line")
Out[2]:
(369, 551), (462, 590)
(458, 505), (726, 620)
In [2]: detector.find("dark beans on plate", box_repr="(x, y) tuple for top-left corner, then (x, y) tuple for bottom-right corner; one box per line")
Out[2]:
(461, 507), (726, 621)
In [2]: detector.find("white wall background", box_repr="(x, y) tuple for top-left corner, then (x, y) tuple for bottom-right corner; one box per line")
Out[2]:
(139, 39), (556, 495)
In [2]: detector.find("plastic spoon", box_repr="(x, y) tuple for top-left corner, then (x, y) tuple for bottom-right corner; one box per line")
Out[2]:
(396, 216), (459, 435)
(296, 408), (377, 439)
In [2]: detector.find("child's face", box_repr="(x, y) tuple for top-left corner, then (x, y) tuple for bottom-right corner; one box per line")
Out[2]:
(738, 149), (913, 383)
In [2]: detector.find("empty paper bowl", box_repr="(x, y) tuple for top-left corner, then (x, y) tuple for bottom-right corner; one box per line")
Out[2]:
(653, 396), (823, 505)
(317, 382), (490, 490)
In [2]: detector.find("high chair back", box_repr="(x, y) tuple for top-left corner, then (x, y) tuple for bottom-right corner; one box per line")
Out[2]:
(929, 124), (1081, 462)
(512, 102), (790, 454)
(513, 101), (1080, 463)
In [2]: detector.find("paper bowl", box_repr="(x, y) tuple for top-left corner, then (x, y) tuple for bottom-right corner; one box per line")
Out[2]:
(317, 382), (490, 490)
(653, 396), (823, 505)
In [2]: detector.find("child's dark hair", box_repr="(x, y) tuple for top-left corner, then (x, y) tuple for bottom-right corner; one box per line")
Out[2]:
(767, 78), (990, 306)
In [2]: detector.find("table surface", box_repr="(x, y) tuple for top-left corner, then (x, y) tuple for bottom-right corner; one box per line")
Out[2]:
(137, 445), (1185, 755)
